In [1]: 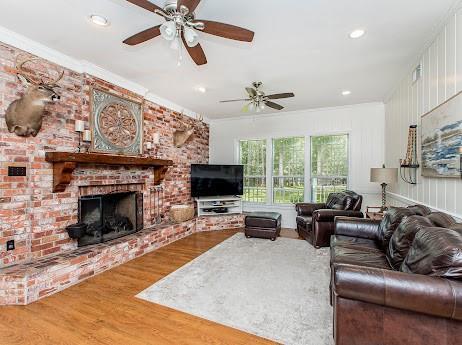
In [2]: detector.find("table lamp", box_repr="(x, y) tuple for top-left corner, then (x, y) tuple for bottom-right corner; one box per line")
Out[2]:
(370, 165), (398, 211)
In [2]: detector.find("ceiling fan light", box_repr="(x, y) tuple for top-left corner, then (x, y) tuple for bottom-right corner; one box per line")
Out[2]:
(160, 21), (177, 41)
(184, 27), (199, 47)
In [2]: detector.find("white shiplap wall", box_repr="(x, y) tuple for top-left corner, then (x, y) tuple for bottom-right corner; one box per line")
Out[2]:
(385, 7), (462, 219)
(210, 102), (384, 228)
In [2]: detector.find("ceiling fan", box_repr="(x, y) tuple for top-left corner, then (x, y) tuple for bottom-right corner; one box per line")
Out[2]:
(123, 0), (255, 65)
(220, 82), (295, 112)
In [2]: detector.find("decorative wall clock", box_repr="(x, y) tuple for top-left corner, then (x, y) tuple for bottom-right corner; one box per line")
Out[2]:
(90, 88), (143, 155)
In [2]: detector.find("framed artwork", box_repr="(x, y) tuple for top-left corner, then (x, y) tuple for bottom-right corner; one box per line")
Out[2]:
(90, 88), (143, 155)
(421, 91), (462, 178)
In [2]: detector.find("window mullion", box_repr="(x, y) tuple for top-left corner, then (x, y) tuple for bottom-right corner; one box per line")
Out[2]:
(266, 138), (273, 205)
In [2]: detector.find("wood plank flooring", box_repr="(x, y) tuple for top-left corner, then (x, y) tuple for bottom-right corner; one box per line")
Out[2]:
(0, 229), (301, 345)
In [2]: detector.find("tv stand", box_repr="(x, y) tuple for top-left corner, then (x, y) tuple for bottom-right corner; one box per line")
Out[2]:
(195, 196), (243, 217)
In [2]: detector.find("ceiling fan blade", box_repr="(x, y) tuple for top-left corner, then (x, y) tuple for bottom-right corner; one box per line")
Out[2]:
(265, 101), (284, 111)
(266, 92), (295, 100)
(123, 25), (161, 45)
(220, 99), (251, 103)
(125, 0), (163, 13)
(182, 33), (207, 65)
(245, 87), (257, 97)
(196, 20), (255, 42)
(178, 0), (202, 12)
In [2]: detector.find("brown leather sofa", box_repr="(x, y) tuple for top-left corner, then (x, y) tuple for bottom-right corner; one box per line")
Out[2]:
(330, 205), (462, 345)
(295, 191), (363, 248)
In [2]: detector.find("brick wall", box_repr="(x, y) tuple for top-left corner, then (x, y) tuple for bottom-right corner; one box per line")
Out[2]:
(0, 41), (209, 267)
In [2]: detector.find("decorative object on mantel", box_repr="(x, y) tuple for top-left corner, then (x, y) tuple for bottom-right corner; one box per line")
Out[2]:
(170, 204), (195, 223)
(5, 55), (64, 137)
(173, 113), (203, 147)
(421, 91), (462, 178)
(370, 165), (398, 211)
(400, 125), (419, 184)
(91, 88), (143, 155)
(150, 185), (164, 224)
(75, 120), (85, 152)
(45, 152), (173, 193)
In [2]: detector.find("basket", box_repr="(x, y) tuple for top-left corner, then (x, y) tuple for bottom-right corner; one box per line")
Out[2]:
(170, 205), (195, 223)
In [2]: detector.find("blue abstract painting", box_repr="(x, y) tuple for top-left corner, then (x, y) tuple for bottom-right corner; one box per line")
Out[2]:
(421, 92), (462, 178)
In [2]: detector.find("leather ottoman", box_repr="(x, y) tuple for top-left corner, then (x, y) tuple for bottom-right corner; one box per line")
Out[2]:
(245, 212), (282, 241)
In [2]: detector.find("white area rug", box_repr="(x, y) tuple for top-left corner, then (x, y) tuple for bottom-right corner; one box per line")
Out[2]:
(137, 233), (333, 345)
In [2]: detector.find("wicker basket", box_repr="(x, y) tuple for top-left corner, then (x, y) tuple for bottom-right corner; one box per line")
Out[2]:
(170, 205), (195, 223)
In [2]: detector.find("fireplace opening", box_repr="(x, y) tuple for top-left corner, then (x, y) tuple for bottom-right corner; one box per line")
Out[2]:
(78, 192), (143, 247)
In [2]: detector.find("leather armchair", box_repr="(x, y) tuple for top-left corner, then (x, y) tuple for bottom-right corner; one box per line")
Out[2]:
(295, 191), (363, 248)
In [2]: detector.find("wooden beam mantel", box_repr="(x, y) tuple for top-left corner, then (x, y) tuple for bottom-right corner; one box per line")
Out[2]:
(45, 152), (173, 193)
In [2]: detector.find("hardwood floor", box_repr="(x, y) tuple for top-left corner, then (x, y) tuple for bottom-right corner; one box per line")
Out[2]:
(0, 229), (299, 345)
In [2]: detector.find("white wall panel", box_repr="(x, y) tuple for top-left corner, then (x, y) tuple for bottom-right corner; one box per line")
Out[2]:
(209, 103), (384, 228)
(385, 10), (462, 218)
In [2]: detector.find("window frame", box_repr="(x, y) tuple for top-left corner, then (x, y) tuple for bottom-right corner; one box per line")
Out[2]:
(237, 139), (268, 204)
(271, 136), (306, 204)
(234, 131), (351, 206)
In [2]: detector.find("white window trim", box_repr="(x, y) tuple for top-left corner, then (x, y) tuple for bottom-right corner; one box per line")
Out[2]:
(234, 132), (351, 206)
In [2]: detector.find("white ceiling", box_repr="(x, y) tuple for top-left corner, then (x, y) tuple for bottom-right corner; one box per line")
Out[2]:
(0, 0), (457, 119)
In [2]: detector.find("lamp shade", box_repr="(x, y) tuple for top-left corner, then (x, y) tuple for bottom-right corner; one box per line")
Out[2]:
(370, 168), (398, 184)
(160, 21), (177, 41)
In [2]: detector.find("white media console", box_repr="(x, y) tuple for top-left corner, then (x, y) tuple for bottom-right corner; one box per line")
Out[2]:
(195, 196), (243, 216)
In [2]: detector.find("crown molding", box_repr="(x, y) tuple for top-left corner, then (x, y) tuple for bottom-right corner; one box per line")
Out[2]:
(0, 25), (205, 121)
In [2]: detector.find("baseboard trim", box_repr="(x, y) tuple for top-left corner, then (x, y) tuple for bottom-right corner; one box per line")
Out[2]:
(387, 192), (462, 221)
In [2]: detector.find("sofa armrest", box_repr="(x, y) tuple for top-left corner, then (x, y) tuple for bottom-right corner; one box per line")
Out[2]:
(334, 216), (381, 241)
(313, 209), (363, 222)
(333, 264), (462, 321)
(295, 203), (326, 216)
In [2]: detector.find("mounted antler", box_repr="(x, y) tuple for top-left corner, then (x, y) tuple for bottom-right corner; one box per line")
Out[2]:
(4, 55), (64, 137)
(173, 113), (203, 148)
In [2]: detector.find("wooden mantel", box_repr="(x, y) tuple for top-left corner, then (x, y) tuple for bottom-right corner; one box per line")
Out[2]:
(45, 152), (173, 193)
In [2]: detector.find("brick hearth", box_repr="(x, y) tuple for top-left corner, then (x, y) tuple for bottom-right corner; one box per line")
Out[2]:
(0, 215), (245, 305)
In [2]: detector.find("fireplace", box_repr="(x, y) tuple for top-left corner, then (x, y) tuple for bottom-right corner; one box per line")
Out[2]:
(78, 192), (143, 247)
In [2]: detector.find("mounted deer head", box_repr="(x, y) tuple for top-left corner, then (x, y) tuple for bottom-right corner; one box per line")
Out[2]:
(173, 114), (204, 148)
(5, 55), (64, 137)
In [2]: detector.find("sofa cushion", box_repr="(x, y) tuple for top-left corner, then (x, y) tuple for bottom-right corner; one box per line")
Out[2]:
(401, 227), (462, 279)
(406, 204), (432, 216)
(331, 245), (391, 270)
(296, 216), (312, 227)
(427, 212), (457, 228)
(331, 235), (381, 251)
(326, 191), (361, 211)
(450, 223), (462, 234)
(387, 215), (434, 269)
(378, 207), (415, 249)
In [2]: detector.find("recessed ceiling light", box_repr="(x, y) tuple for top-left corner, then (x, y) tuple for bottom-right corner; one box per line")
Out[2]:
(90, 14), (109, 27)
(196, 86), (207, 93)
(349, 29), (365, 39)
(342, 90), (351, 96)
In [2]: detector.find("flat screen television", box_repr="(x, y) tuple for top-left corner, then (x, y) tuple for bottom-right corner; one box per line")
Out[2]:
(191, 164), (244, 197)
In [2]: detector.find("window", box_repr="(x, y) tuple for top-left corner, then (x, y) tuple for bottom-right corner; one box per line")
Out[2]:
(239, 140), (266, 203)
(310, 134), (349, 203)
(272, 137), (305, 204)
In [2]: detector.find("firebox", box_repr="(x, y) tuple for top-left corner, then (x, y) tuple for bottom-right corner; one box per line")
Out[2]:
(78, 192), (143, 247)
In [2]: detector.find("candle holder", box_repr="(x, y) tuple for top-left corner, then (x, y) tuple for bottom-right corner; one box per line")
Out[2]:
(74, 120), (84, 153)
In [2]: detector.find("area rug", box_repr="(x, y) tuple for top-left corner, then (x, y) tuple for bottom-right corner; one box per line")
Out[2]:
(136, 233), (333, 345)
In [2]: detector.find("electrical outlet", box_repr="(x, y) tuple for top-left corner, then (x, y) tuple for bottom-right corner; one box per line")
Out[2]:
(6, 240), (15, 251)
(8, 166), (26, 177)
